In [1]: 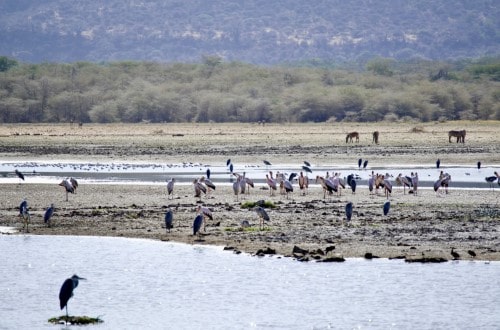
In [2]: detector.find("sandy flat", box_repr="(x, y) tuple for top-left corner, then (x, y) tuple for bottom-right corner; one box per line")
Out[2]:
(1, 122), (499, 262)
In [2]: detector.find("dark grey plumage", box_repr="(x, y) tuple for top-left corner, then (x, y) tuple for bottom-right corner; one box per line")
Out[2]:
(165, 209), (173, 233)
(383, 201), (390, 216)
(59, 274), (86, 318)
(44, 204), (54, 225)
(345, 202), (353, 222)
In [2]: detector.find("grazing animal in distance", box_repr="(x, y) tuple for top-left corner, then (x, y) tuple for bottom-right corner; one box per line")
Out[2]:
(346, 132), (359, 143)
(448, 130), (466, 143)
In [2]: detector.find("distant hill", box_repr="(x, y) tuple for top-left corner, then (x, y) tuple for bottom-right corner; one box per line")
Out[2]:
(0, 0), (499, 64)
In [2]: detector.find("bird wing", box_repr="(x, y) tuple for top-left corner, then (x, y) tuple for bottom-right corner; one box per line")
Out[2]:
(193, 215), (203, 235)
(44, 207), (53, 222)
(59, 278), (74, 309)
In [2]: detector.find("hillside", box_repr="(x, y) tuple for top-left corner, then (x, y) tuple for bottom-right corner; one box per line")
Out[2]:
(0, 0), (499, 64)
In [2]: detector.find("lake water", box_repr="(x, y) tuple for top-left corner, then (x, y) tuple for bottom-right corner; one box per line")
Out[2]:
(0, 235), (499, 329)
(1, 160), (498, 190)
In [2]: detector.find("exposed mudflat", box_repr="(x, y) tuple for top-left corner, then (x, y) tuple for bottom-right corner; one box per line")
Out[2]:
(1, 122), (499, 262)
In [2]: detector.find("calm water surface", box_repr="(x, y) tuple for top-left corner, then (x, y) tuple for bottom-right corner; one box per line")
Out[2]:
(0, 235), (499, 329)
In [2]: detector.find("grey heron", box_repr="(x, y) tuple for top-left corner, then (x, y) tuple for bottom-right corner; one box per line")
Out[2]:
(193, 214), (203, 238)
(44, 204), (54, 227)
(345, 202), (353, 222)
(165, 208), (173, 233)
(166, 178), (175, 199)
(383, 201), (390, 216)
(59, 274), (86, 320)
(255, 206), (270, 230)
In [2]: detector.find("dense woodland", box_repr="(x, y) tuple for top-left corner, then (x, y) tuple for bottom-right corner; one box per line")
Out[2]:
(0, 56), (499, 123)
(0, 0), (498, 64)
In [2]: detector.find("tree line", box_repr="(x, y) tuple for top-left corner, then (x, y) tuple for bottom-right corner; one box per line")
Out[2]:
(0, 56), (499, 123)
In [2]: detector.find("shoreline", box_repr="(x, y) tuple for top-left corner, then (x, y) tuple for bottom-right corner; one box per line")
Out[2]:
(1, 182), (498, 262)
(1, 122), (499, 262)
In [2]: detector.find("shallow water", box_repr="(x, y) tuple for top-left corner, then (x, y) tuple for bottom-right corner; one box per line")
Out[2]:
(0, 235), (499, 329)
(1, 160), (498, 189)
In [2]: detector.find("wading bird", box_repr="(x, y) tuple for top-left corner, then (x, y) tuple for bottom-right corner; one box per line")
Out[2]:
(477, 161), (481, 170)
(302, 165), (312, 174)
(363, 160), (369, 169)
(451, 248), (460, 260)
(232, 177), (241, 201)
(193, 214), (203, 238)
(59, 179), (75, 202)
(59, 274), (86, 320)
(411, 172), (419, 196)
(266, 173), (277, 196)
(196, 205), (213, 231)
(304, 161), (311, 167)
(165, 208), (173, 233)
(436, 159), (441, 169)
(485, 172), (499, 189)
(19, 198), (30, 232)
(298, 172), (309, 195)
(193, 178), (207, 200)
(383, 201), (390, 216)
(358, 158), (362, 169)
(395, 174), (412, 194)
(255, 206), (270, 230)
(316, 176), (336, 199)
(69, 178), (78, 193)
(282, 180), (293, 199)
(44, 204), (54, 227)
(467, 250), (476, 259)
(345, 202), (353, 223)
(15, 169), (25, 183)
(383, 176), (392, 199)
(200, 176), (216, 198)
(350, 179), (357, 194)
(166, 178), (175, 199)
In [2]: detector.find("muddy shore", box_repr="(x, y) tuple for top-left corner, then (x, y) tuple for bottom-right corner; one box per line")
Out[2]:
(1, 122), (499, 262)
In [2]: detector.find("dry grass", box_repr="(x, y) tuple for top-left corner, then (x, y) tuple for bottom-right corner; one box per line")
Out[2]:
(0, 121), (499, 165)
